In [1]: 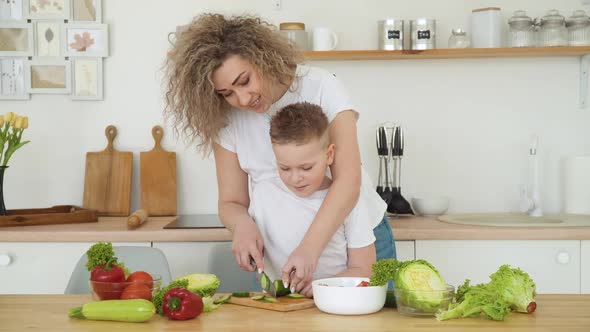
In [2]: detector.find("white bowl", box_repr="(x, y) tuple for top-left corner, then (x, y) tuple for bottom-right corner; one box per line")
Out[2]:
(411, 196), (450, 216)
(312, 277), (387, 315)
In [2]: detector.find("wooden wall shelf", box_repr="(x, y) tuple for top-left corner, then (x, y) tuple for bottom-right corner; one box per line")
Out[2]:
(304, 47), (590, 61)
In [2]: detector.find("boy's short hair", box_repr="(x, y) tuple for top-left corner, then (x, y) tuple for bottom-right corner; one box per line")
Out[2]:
(270, 102), (329, 145)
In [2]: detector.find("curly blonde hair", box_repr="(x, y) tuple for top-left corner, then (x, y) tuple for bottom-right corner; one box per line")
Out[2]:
(164, 13), (304, 154)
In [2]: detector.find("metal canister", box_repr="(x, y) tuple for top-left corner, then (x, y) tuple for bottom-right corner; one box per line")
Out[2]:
(378, 19), (404, 50)
(410, 18), (436, 50)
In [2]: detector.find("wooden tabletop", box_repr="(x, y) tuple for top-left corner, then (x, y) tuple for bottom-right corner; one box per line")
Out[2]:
(1, 215), (590, 242)
(1, 294), (589, 332)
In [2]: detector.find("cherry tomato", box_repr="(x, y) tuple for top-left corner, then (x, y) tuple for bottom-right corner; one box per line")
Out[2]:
(90, 264), (126, 300)
(121, 283), (153, 301)
(356, 281), (370, 287)
(126, 271), (154, 289)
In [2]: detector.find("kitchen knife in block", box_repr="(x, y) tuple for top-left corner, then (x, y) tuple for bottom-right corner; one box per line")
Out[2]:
(140, 125), (177, 216)
(83, 125), (132, 216)
(227, 293), (315, 312)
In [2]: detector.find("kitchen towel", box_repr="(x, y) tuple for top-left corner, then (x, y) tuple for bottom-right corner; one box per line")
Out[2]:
(563, 156), (590, 214)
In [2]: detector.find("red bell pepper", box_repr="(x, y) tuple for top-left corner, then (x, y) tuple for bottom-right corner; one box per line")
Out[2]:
(163, 287), (204, 320)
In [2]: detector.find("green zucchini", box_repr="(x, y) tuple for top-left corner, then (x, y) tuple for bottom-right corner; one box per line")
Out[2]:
(69, 299), (155, 323)
(231, 292), (250, 297)
(213, 294), (232, 304)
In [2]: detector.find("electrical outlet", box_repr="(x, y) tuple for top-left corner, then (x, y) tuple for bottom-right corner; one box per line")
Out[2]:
(272, 0), (282, 10)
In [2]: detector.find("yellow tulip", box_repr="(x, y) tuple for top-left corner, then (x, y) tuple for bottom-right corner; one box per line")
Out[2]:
(4, 112), (13, 123)
(14, 117), (23, 129)
(10, 116), (17, 127)
(0, 116), (4, 127)
(22, 116), (28, 129)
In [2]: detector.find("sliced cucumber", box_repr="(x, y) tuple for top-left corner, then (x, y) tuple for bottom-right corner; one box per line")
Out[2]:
(251, 295), (265, 301)
(213, 294), (232, 304)
(260, 273), (271, 292)
(286, 293), (306, 299)
(272, 279), (290, 297)
(262, 297), (278, 303)
(231, 292), (250, 298)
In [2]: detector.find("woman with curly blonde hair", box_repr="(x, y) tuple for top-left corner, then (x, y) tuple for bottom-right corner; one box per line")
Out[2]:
(164, 13), (395, 296)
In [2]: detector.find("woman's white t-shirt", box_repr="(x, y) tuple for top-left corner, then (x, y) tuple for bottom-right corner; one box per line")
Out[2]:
(217, 65), (387, 281)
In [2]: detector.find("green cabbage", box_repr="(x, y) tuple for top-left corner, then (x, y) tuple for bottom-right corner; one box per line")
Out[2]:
(174, 273), (220, 298)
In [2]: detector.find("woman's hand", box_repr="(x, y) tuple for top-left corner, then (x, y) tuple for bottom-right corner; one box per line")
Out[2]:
(232, 217), (265, 272)
(281, 244), (319, 294)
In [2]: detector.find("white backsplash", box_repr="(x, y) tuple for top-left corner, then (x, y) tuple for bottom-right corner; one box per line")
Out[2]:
(2, 0), (590, 214)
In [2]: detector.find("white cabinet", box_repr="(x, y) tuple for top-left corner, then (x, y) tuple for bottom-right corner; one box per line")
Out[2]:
(395, 240), (415, 261)
(0, 242), (150, 294)
(415, 240), (580, 294)
(582, 240), (590, 294)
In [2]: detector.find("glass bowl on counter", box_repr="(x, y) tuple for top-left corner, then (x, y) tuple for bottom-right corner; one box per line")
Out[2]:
(393, 284), (455, 317)
(89, 274), (162, 301)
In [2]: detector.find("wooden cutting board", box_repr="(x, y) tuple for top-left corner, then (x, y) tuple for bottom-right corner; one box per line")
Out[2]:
(83, 125), (132, 216)
(228, 293), (315, 312)
(140, 125), (177, 216)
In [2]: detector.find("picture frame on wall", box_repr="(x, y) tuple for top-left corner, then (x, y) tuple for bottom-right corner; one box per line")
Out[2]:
(35, 21), (61, 57)
(0, 57), (29, 100)
(25, 59), (71, 94)
(0, 22), (34, 57)
(26, 0), (70, 20)
(71, 58), (102, 100)
(62, 23), (108, 57)
(70, 0), (100, 22)
(0, 0), (25, 21)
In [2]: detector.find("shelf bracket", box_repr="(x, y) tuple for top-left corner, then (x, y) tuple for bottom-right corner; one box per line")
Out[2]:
(580, 54), (590, 108)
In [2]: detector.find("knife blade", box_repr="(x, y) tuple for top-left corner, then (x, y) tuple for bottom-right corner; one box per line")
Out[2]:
(250, 258), (277, 297)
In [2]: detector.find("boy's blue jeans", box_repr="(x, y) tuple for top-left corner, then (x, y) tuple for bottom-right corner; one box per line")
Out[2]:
(373, 214), (396, 289)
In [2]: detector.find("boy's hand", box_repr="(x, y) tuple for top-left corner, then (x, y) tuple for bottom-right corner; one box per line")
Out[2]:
(281, 245), (319, 293)
(232, 217), (264, 273)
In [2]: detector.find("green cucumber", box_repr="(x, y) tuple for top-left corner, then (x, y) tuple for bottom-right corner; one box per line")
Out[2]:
(213, 294), (232, 304)
(251, 295), (265, 300)
(286, 293), (306, 299)
(262, 297), (278, 303)
(69, 299), (155, 323)
(272, 280), (290, 297)
(231, 292), (250, 297)
(260, 273), (271, 292)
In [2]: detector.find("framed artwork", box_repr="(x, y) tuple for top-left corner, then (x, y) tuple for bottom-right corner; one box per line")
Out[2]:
(62, 23), (108, 57)
(71, 57), (101, 100)
(35, 21), (61, 57)
(0, 22), (34, 56)
(0, 0), (25, 21)
(71, 0), (100, 22)
(25, 59), (71, 94)
(26, 0), (70, 20)
(0, 57), (29, 100)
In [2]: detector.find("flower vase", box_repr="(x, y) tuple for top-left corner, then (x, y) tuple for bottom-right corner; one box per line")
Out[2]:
(0, 166), (7, 216)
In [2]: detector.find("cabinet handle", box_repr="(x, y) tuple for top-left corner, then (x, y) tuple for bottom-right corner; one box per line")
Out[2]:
(0, 253), (12, 267)
(556, 251), (570, 265)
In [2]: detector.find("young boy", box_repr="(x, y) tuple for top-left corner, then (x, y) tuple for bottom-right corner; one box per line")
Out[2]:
(247, 101), (383, 296)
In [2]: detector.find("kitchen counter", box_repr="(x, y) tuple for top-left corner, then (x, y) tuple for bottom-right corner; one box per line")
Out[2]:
(1, 294), (589, 332)
(1, 215), (590, 242)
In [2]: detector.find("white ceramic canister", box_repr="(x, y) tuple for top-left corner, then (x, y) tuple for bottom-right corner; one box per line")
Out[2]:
(410, 18), (436, 50)
(279, 22), (309, 50)
(378, 19), (404, 50)
(471, 7), (503, 48)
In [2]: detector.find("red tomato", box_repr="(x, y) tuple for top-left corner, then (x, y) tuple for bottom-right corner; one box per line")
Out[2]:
(121, 283), (153, 301)
(127, 271), (154, 289)
(356, 281), (370, 287)
(90, 264), (126, 300)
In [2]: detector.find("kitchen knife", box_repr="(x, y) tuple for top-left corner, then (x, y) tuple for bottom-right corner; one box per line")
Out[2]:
(250, 258), (277, 297)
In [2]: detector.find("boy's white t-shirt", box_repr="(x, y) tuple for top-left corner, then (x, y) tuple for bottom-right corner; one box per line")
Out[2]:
(217, 65), (387, 280)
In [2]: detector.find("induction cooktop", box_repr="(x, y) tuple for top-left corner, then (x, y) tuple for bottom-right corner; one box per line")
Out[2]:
(163, 214), (225, 229)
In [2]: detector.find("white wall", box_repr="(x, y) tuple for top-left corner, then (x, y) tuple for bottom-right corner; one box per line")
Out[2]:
(2, 0), (590, 215)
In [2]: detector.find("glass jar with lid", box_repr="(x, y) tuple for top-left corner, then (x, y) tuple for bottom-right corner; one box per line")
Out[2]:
(448, 28), (470, 48)
(538, 9), (567, 47)
(566, 10), (590, 46)
(279, 22), (309, 50)
(507, 10), (536, 47)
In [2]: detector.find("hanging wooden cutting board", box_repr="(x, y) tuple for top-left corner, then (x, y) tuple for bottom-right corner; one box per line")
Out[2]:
(83, 125), (132, 216)
(140, 125), (177, 216)
(228, 293), (315, 312)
